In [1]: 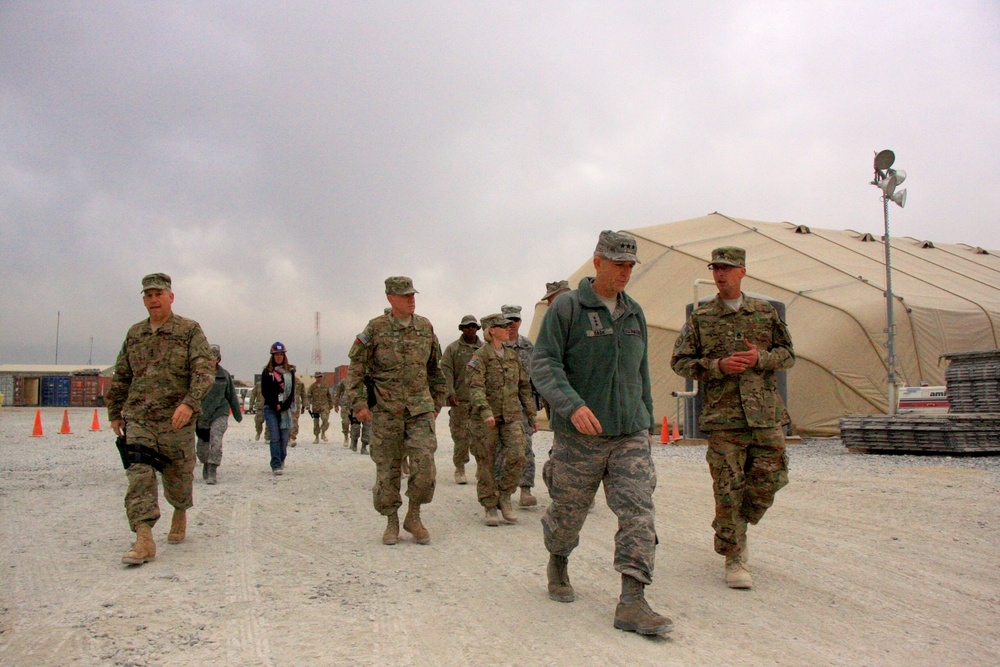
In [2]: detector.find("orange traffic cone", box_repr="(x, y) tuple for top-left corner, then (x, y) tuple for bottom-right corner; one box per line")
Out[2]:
(30, 409), (44, 437)
(659, 417), (670, 444)
(90, 409), (101, 431)
(59, 409), (72, 434)
(672, 419), (681, 442)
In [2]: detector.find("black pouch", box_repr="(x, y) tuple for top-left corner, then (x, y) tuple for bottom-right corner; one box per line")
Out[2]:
(195, 426), (211, 442)
(115, 434), (173, 473)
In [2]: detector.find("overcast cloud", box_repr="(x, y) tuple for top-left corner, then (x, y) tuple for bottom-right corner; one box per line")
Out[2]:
(2, 1), (997, 382)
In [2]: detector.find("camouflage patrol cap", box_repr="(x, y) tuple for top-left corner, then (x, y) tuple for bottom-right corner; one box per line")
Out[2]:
(709, 247), (746, 268)
(140, 273), (172, 292)
(210, 344), (221, 359)
(594, 230), (640, 263)
(385, 276), (418, 295)
(543, 280), (570, 300)
(481, 313), (512, 329)
(459, 314), (480, 329)
(500, 305), (522, 320)
(314, 371), (323, 378)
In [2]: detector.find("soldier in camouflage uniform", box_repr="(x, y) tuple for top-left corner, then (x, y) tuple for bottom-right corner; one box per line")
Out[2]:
(501, 304), (540, 508)
(532, 231), (671, 636)
(468, 314), (537, 526)
(334, 381), (351, 444)
(307, 372), (334, 443)
(195, 344), (243, 484)
(348, 276), (447, 546)
(107, 273), (215, 566)
(440, 314), (483, 485)
(249, 380), (268, 441)
(671, 246), (794, 590)
(288, 374), (306, 445)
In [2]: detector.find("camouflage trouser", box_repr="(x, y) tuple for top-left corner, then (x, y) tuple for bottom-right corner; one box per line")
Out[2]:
(254, 410), (264, 437)
(124, 419), (197, 533)
(289, 408), (302, 440)
(448, 401), (476, 468)
(312, 409), (331, 437)
(196, 415), (229, 466)
(351, 420), (371, 448)
(340, 409), (350, 436)
(472, 418), (526, 508)
(706, 427), (789, 557)
(370, 408), (437, 515)
(518, 413), (535, 489)
(542, 429), (657, 584)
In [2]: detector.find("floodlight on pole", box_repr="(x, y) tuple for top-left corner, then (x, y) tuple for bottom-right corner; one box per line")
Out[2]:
(870, 149), (908, 415)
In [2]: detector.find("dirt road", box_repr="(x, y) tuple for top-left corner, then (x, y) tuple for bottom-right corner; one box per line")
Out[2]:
(1, 407), (998, 666)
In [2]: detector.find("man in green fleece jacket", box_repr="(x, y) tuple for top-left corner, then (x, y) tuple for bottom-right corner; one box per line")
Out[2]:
(531, 230), (671, 637)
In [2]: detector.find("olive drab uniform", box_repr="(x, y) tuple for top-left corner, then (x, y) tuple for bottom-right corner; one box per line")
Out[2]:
(334, 382), (350, 440)
(106, 313), (215, 533)
(504, 332), (537, 491)
(441, 335), (483, 470)
(289, 375), (306, 444)
(348, 312), (447, 516)
(249, 381), (267, 440)
(670, 293), (794, 559)
(467, 342), (536, 509)
(308, 379), (334, 441)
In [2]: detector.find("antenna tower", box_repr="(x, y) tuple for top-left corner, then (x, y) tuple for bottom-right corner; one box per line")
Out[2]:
(312, 311), (322, 372)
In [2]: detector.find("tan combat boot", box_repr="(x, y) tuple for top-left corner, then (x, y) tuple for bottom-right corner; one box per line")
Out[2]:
(498, 495), (518, 523)
(382, 513), (399, 546)
(614, 574), (674, 635)
(547, 554), (575, 602)
(206, 465), (218, 485)
(313, 435), (320, 443)
(167, 508), (187, 543)
(403, 503), (430, 544)
(484, 507), (500, 527)
(122, 523), (156, 565)
(454, 465), (467, 485)
(725, 555), (753, 589)
(518, 486), (537, 507)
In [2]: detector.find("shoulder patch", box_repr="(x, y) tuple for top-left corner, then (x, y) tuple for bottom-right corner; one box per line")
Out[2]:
(356, 332), (370, 345)
(467, 358), (481, 369)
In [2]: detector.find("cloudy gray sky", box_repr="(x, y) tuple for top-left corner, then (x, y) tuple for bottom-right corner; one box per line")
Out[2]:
(2, 1), (998, 383)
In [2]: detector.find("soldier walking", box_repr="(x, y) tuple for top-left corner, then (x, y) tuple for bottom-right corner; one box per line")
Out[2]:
(195, 344), (243, 484)
(249, 380), (267, 441)
(468, 313), (537, 526)
(288, 374), (306, 446)
(348, 276), (447, 545)
(307, 372), (334, 443)
(334, 382), (351, 444)
(107, 273), (214, 565)
(501, 304), (540, 507)
(671, 247), (794, 589)
(440, 315), (483, 485)
(532, 231), (671, 635)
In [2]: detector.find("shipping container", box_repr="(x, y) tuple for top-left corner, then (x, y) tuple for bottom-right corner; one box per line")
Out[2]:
(40, 376), (71, 407)
(70, 373), (102, 407)
(17, 377), (39, 406)
(98, 376), (112, 406)
(0, 376), (13, 406)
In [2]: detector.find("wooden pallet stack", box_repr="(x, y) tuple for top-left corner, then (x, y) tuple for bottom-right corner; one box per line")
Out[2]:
(840, 350), (1000, 455)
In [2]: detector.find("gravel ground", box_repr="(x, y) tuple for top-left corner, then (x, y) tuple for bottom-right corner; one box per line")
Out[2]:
(1, 407), (998, 667)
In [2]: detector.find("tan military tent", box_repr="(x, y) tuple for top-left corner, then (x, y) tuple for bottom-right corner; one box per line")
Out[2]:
(528, 213), (1000, 436)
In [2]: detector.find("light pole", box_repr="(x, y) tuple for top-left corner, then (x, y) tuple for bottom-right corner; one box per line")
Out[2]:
(871, 150), (908, 415)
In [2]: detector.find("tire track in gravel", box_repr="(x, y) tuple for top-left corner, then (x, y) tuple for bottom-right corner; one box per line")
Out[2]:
(224, 497), (273, 666)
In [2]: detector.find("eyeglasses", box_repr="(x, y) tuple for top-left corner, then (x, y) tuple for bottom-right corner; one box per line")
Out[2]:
(507, 318), (521, 324)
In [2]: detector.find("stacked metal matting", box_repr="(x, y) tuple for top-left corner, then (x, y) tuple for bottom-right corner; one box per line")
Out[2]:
(943, 350), (1000, 413)
(840, 349), (1000, 455)
(840, 414), (1000, 454)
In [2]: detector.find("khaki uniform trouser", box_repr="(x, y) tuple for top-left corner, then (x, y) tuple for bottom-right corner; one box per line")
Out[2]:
(370, 408), (437, 515)
(706, 426), (789, 557)
(124, 419), (196, 533)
